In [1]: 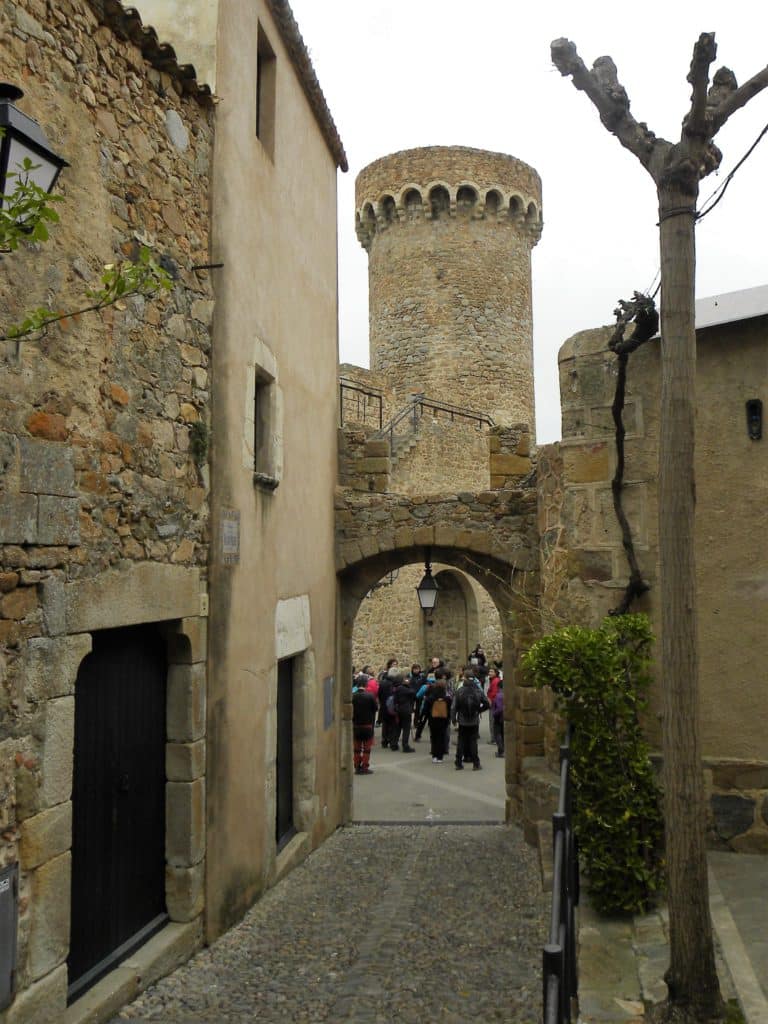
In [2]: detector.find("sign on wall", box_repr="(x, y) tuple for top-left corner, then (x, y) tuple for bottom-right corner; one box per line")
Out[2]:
(323, 675), (334, 730)
(221, 508), (240, 565)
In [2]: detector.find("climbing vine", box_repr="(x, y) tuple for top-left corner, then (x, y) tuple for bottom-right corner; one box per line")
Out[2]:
(607, 292), (658, 614)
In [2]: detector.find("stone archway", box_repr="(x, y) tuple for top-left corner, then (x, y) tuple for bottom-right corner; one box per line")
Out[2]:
(338, 542), (541, 825)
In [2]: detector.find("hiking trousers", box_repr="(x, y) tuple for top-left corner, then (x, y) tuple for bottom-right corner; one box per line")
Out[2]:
(455, 724), (480, 767)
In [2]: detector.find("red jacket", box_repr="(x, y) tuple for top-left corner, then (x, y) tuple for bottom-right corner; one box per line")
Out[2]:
(487, 674), (500, 703)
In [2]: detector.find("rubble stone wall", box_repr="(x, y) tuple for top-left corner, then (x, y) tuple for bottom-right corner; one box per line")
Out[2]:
(0, 1), (213, 1016)
(355, 146), (541, 428)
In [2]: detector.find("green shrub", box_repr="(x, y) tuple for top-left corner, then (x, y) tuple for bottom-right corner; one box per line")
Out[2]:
(522, 613), (664, 914)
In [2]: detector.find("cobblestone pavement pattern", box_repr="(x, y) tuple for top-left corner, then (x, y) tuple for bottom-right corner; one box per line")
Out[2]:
(113, 824), (547, 1024)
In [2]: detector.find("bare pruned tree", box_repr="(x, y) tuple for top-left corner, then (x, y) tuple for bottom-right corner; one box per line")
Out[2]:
(551, 34), (768, 1024)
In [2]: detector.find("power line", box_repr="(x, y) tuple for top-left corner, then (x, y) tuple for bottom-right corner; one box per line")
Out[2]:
(697, 120), (768, 222)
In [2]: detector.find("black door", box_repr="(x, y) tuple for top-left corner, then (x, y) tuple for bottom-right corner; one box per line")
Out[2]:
(68, 625), (167, 1002)
(275, 658), (295, 849)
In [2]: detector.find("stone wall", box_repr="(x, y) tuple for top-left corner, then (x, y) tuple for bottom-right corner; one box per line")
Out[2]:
(355, 146), (541, 427)
(338, 363), (394, 430)
(340, 416), (532, 687)
(548, 313), (768, 851)
(390, 418), (489, 494)
(352, 563), (424, 673)
(0, 1), (213, 1018)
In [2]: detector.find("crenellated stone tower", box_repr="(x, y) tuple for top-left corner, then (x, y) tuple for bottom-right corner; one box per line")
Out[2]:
(355, 145), (542, 429)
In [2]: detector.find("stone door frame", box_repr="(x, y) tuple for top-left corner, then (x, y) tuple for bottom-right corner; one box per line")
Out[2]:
(12, 564), (207, 1022)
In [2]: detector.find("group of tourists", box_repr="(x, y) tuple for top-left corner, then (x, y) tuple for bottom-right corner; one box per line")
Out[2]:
(351, 646), (504, 776)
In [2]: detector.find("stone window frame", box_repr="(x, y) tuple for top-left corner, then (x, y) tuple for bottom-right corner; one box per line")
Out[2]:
(256, 22), (277, 160)
(243, 336), (283, 491)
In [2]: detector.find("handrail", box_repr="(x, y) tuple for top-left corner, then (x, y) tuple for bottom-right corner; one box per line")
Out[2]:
(373, 393), (494, 453)
(542, 725), (579, 1024)
(339, 379), (384, 429)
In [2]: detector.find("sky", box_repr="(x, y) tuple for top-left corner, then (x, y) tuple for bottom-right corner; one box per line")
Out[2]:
(287, 0), (768, 443)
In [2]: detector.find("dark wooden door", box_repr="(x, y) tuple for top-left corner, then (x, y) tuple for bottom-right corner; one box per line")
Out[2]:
(275, 658), (295, 849)
(68, 625), (167, 1001)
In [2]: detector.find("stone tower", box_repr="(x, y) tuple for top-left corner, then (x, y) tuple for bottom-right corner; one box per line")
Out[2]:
(355, 145), (542, 429)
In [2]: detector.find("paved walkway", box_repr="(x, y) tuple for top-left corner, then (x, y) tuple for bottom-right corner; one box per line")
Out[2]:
(110, 729), (768, 1024)
(112, 826), (547, 1023)
(578, 852), (768, 1023)
(353, 727), (506, 823)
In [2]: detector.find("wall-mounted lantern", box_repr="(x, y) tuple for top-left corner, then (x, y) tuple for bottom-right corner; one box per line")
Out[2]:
(746, 399), (762, 441)
(415, 548), (439, 614)
(0, 84), (68, 208)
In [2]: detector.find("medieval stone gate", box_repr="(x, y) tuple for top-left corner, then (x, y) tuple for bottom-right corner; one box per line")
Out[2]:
(335, 471), (545, 823)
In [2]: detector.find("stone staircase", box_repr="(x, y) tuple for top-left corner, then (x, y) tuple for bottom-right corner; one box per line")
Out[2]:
(389, 423), (422, 468)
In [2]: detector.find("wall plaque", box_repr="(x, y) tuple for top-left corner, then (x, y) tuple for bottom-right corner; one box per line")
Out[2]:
(221, 508), (240, 565)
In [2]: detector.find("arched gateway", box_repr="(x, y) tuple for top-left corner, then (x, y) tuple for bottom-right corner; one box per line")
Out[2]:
(335, 478), (544, 824)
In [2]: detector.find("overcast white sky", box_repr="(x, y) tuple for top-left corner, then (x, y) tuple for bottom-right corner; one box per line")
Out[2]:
(288, 1), (768, 443)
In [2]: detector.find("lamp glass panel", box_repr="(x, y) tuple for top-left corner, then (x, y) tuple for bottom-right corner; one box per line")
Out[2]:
(416, 576), (438, 610)
(6, 135), (58, 193)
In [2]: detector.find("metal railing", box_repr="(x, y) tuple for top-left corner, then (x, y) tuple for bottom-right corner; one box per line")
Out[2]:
(543, 725), (579, 1024)
(374, 393), (494, 454)
(339, 378), (384, 429)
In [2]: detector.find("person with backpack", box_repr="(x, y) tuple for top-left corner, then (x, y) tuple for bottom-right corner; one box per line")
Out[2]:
(452, 668), (490, 770)
(389, 670), (417, 752)
(410, 663), (430, 741)
(424, 677), (452, 763)
(492, 680), (504, 758)
(376, 659), (398, 748)
(352, 675), (378, 775)
(486, 664), (501, 743)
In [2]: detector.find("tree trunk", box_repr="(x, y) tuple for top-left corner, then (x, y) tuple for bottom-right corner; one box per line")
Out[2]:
(656, 185), (723, 1020)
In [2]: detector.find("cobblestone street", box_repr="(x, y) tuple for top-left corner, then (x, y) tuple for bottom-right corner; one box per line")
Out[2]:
(112, 823), (547, 1023)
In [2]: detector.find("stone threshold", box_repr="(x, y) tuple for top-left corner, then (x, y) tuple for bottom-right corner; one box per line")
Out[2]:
(273, 830), (311, 885)
(61, 919), (203, 1024)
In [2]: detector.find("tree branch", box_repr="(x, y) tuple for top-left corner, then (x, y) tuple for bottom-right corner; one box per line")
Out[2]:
(712, 63), (768, 132)
(551, 38), (669, 178)
(684, 33), (717, 139)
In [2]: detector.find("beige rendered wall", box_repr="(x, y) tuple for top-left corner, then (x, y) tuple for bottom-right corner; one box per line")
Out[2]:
(206, 0), (341, 938)
(133, 0), (219, 90)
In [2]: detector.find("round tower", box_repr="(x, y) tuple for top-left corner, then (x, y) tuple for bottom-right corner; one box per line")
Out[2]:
(356, 146), (542, 428)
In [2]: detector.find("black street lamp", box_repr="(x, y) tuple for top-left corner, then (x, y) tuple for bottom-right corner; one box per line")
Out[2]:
(415, 549), (439, 613)
(0, 83), (68, 207)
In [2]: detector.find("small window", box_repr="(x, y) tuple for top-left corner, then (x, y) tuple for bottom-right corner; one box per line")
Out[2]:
(254, 369), (278, 488)
(256, 24), (276, 159)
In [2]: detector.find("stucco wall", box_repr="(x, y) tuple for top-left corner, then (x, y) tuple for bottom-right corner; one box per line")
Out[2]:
(206, 0), (341, 938)
(131, 0), (219, 91)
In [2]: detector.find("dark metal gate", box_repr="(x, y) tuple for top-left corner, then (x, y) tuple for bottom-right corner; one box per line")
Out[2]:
(67, 625), (168, 1002)
(275, 658), (295, 850)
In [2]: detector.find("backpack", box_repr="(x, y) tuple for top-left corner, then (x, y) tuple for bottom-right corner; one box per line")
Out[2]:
(385, 691), (397, 715)
(431, 697), (448, 719)
(457, 685), (481, 717)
